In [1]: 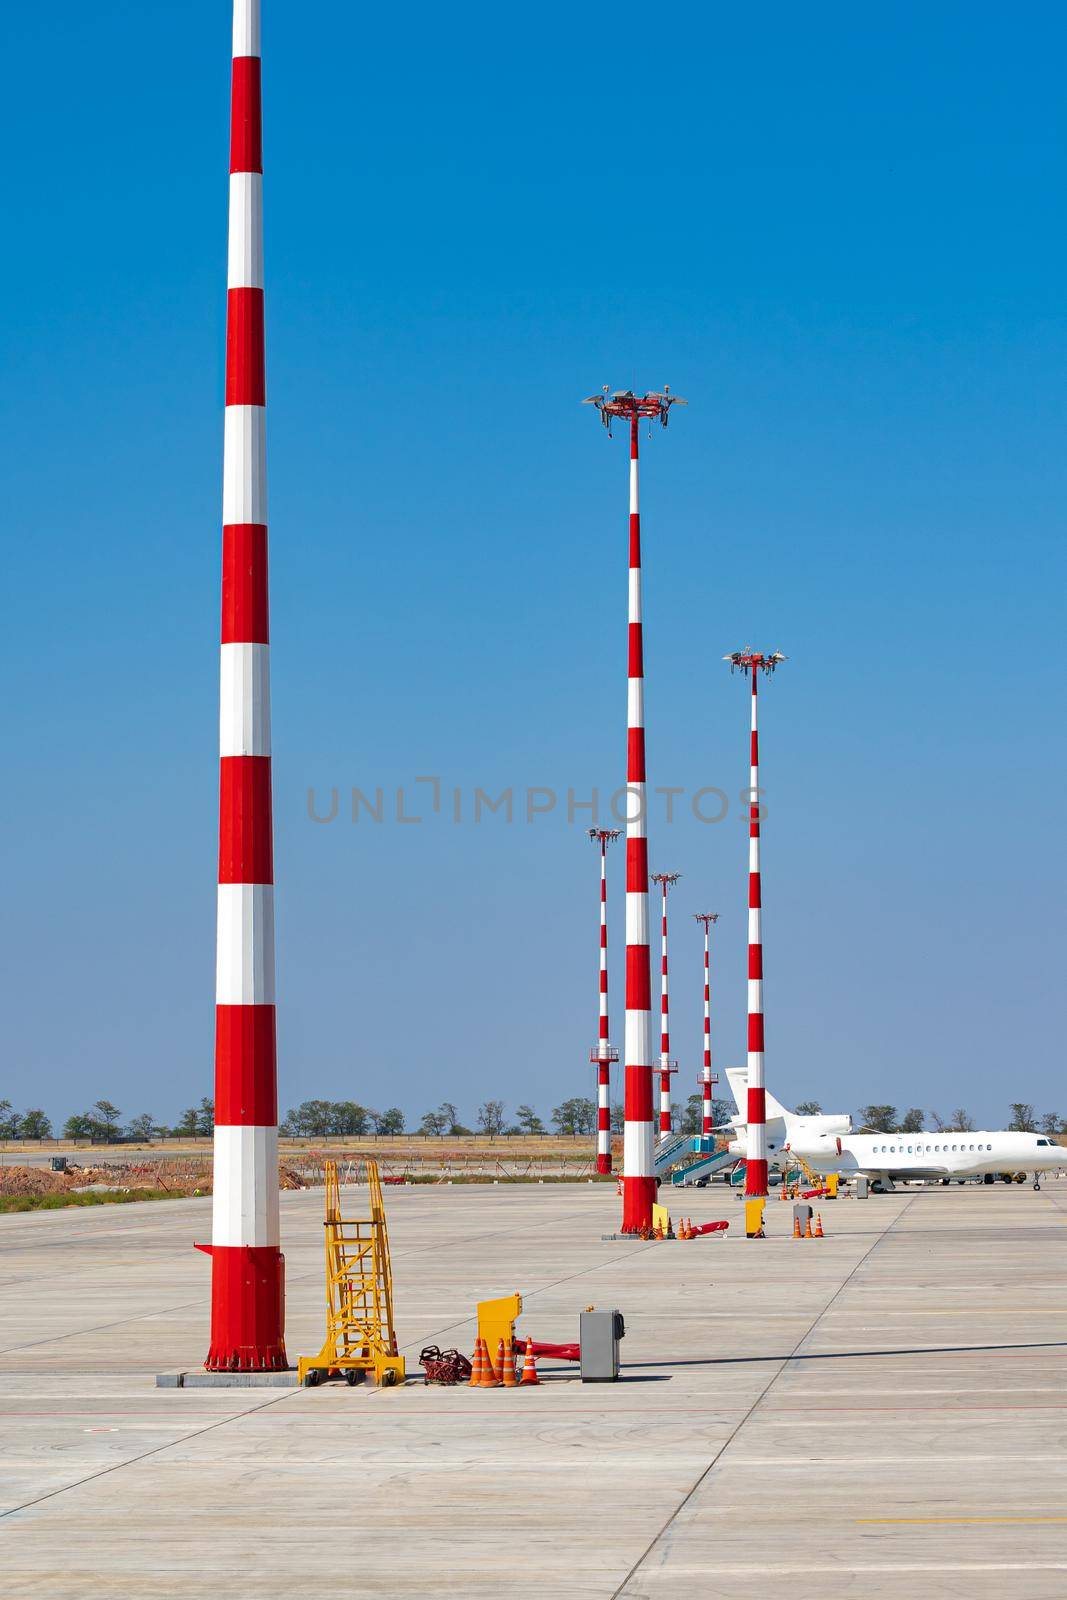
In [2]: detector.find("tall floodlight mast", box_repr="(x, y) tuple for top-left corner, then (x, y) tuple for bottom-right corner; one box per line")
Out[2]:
(725, 649), (786, 1203)
(200, 0), (286, 1370)
(693, 913), (720, 1136)
(650, 872), (681, 1135)
(583, 388), (686, 1232)
(588, 828), (622, 1175)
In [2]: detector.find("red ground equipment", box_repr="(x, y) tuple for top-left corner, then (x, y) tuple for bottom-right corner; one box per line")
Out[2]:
(419, 1345), (473, 1385)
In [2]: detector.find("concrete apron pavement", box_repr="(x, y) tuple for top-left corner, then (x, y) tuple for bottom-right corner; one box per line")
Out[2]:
(1, 1180), (1066, 1598)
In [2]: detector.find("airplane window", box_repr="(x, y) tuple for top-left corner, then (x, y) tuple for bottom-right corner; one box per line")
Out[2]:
(968, 1144), (975, 1151)
(934, 1144), (940, 1151)
(951, 1144), (957, 1151)
(907, 1145), (913, 1154)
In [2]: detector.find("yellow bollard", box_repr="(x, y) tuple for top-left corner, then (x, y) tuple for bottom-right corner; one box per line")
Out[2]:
(745, 1198), (766, 1238)
(826, 1173), (840, 1199)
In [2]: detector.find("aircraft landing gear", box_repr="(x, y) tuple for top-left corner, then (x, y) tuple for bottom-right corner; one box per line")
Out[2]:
(1034, 1179), (1041, 1191)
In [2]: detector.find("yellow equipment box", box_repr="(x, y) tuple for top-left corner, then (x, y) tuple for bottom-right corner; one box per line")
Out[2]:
(477, 1292), (522, 1369)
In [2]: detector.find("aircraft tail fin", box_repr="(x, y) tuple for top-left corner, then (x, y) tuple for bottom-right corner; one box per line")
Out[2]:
(723, 1066), (790, 1123)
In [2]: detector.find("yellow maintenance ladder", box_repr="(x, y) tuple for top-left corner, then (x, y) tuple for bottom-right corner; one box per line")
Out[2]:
(785, 1150), (840, 1197)
(298, 1159), (406, 1388)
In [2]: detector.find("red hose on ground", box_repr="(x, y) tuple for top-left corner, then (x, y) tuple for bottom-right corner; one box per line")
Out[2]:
(526, 1341), (581, 1362)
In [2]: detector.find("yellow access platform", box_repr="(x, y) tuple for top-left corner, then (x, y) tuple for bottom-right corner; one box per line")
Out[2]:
(298, 1159), (406, 1388)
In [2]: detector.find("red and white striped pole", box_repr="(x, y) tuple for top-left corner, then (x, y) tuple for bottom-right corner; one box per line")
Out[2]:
(726, 650), (785, 1204)
(200, 0), (286, 1371)
(583, 388), (685, 1233)
(650, 873), (681, 1135)
(622, 412), (654, 1230)
(588, 829), (621, 1175)
(693, 913), (719, 1136)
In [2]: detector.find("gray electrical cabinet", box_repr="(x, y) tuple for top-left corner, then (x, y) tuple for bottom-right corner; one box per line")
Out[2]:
(855, 1176), (869, 1198)
(580, 1310), (625, 1382)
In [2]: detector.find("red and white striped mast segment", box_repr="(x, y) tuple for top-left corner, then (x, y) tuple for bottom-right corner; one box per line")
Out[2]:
(200, 0), (286, 1371)
(650, 872), (681, 1135)
(583, 387), (686, 1233)
(588, 828), (621, 1176)
(693, 913), (720, 1136)
(725, 649), (786, 1203)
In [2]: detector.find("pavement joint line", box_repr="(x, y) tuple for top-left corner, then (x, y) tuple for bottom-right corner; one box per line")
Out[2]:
(609, 1194), (917, 1600)
(0, 1385), (297, 1524)
(628, 1339), (1067, 1366)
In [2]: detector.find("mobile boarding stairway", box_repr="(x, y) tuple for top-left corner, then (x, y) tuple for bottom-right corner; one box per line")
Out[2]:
(670, 1138), (740, 1187)
(651, 1132), (741, 1187)
(652, 1131), (693, 1178)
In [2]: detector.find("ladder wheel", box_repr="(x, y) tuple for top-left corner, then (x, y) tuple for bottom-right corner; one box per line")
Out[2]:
(345, 1370), (361, 1387)
(381, 1368), (399, 1388)
(303, 1370), (321, 1388)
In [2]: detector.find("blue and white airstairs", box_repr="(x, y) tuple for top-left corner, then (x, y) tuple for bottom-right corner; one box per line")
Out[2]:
(672, 1143), (740, 1187)
(652, 1130), (693, 1177)
(660, 1136), (803, 1188)
(652, 1132), (740, 1187)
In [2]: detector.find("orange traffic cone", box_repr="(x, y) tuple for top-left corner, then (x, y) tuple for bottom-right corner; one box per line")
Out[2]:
(520, 1337), (541, 1386)
(653, 1222), (664, 1240)
(804, 1215), (814, 1239)
(792, 1215), (801, 1239)
(814, 1213), (824, 1238)
(468, 1336), (486, 1386)
(499, 1338), (518, 1388)
(480, 1337), (501, 1388)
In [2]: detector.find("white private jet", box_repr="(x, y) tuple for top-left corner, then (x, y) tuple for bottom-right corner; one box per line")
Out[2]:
(721, 1068), (1067, 1192)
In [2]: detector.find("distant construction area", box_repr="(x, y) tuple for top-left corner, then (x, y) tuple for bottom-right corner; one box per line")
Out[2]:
(0, 1133), (622, 1192)
(2, 1180), (1066, 1596)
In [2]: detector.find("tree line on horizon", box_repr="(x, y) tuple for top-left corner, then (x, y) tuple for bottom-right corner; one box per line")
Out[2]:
(1, 1095), (1062, 1143)
(849, 1103), (1064, 1136)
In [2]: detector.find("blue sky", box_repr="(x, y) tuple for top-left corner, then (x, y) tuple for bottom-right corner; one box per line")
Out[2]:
(2, 2), (1064, 1131)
